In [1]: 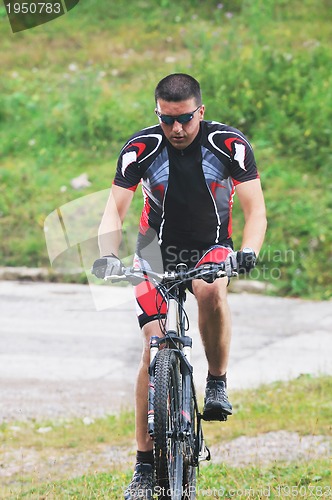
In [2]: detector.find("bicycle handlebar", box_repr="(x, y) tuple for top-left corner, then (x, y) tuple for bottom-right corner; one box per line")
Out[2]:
(104, 262), (237, 285)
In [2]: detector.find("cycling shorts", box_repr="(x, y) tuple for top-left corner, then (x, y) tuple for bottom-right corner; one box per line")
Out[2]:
(133, 239), (233, 329)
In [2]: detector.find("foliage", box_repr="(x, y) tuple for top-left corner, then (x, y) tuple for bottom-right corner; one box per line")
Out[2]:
(0, 0), (331, 298)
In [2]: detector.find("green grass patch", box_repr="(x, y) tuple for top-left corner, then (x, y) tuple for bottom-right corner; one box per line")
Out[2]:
(199, 461), (332, 499)
(1, 375), (330, 452)
(204, 374), (332, 443)
(0, 411), (136, 451)
(5, 461), (332, 499)
(17, 472), (131, 499)
(1, 0), (332, 298)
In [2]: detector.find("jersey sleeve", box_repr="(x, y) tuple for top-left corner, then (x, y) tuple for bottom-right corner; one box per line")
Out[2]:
(113, 141), (143, 191)
(206, 122), (259, 186)
(226, 131), (259, 185)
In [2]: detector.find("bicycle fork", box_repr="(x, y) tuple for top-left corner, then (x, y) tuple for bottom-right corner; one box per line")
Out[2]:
(147, 336), (210, 464)
(147, 333), (192, 439)
(147, 336), (159, 437)
(181, 358), (211, 465)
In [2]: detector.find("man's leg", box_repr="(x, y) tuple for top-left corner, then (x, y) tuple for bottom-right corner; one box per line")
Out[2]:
(192, 277), (233, 418)
(193, 277), (231, 375)
(124, 319), (162, 500)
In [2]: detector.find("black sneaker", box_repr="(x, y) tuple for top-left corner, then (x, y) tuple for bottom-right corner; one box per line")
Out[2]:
(202, 379), (232, 421)
(124, 463), (155, 500)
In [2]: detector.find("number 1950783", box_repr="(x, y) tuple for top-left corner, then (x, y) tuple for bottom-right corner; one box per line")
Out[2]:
(5, 3), (62, 14)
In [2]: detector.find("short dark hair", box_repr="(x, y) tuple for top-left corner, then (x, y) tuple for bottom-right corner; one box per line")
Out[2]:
(155, 73), (202, 105)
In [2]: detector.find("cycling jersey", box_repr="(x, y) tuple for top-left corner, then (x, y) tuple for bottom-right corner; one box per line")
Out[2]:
(113, 120), (259, 328)
(114, 120), (259, 250)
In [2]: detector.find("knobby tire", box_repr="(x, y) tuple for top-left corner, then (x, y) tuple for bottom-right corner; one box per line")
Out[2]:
(154, 349), (183, 500)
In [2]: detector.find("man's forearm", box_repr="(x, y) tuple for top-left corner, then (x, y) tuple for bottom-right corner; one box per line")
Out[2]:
(240, 212), (267, 256)
(98, 226), (122, 257)
(97, 185), (134, 257)
(98, 207), (123, 257)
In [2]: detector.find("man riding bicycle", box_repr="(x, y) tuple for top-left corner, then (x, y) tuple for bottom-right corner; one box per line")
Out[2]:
(92, 73), (267, 499)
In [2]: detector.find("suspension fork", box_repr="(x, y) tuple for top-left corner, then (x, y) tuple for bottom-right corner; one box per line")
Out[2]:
(176, 284), (194, 433)
(147, 283), (189, 437)
(181, 352), (193, 434)
(181, 353), (211, 465)
(147, 336), (159, 438)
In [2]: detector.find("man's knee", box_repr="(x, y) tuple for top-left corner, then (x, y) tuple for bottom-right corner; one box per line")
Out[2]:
(141, 321), (163, 364)
(193, 279), (228, 310)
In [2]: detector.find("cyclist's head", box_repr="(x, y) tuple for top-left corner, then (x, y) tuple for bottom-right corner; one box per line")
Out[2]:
(154, 74), (204, 150)
(155, 73), (202, 106)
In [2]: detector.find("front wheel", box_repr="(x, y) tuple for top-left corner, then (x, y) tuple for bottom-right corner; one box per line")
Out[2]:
(154, 349), (183, 499)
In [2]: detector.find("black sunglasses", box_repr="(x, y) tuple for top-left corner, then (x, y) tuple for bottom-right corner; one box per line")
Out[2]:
(155, 105), (201, 125)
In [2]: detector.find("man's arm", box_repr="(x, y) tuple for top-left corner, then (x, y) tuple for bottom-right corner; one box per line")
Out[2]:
(98, 184), (135, 257)
(236, 178), (267, 256)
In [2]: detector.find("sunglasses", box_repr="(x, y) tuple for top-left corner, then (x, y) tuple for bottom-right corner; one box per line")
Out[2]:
(155, 105), (201, 125)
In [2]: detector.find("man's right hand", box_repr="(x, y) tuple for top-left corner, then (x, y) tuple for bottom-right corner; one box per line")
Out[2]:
(91, 254), (124, 279)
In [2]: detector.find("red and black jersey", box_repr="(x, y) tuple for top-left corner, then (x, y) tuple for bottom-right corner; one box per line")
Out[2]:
(113, 121), (259, 249)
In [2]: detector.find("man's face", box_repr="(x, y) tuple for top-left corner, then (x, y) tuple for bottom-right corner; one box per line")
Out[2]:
(155, 98), (205, 150)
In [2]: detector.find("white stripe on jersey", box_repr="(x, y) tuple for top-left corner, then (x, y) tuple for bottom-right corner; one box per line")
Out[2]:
(208, 127), (253, 150)
(119, 133), (163, 163)
(234, 143), (246, 171)
(121, 151), (137, 177)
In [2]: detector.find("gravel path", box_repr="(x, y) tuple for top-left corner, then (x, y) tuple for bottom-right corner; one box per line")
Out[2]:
(1, 431), (331, 487)
(1, 281), (331, 423)
(210, 431), (331, 467)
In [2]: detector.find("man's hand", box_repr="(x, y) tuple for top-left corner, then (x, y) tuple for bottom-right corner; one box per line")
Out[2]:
(91, 254), (124, 279)
(224, 251), (238, 278)
(236, 248), (256, 274)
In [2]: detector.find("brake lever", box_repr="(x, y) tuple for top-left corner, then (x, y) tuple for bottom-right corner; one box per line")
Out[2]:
(104, 274), (126, 283)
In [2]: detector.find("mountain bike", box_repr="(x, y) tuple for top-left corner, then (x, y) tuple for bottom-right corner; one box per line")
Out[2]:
(107, 261), (235, 499)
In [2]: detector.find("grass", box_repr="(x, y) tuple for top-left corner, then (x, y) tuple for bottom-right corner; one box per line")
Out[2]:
(1, 375), (331, 498)
(1, 375), (330, 451)
(204, 374), (332, 443)
(0, 411), (136, 451)
(198, 462), (332, 499)
(0, 0), (332, 298)
(8, 461), (332, 499)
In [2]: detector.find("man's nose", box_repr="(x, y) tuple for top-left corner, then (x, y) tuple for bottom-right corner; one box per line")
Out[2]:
(172, 120), (183, 133)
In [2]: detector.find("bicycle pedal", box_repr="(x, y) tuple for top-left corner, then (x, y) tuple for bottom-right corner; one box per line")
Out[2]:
(199, 440), (211, 462)
(201, 410), (228, 422)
